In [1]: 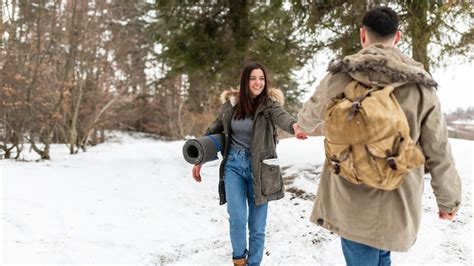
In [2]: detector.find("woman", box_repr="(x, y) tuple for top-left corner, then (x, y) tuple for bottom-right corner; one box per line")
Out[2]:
(192, 62), (307, 265)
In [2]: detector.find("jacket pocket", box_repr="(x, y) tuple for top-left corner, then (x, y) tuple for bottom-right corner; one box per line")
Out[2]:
(259, 150), (282, 196)
(324, 138), (359, 183)
(364, 134), (408, 190)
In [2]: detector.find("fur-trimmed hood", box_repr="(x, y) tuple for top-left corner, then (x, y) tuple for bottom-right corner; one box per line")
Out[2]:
(219, 88), (285, 106)
(328, 43), (437, 88)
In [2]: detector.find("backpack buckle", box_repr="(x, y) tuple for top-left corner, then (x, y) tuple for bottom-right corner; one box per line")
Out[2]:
(330, 156), (341, 174)
(386, 156), (397, 170)
(348, 97), (362, 121)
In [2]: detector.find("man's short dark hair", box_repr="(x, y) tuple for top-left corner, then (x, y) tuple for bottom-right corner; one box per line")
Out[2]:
(362, 6), (399, 39)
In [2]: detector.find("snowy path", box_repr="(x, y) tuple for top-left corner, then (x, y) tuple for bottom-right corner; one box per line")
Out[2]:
(1, 133), (472, 265)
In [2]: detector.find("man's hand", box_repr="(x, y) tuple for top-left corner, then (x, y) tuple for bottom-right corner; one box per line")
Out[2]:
(192, 164), (202, 182)
(439, 210), (457, 221)
(293, 123), (308, 140)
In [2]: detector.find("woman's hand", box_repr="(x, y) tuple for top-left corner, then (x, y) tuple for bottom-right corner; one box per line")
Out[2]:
(192, 164), (203, 182)
(293, 123), (308, 140)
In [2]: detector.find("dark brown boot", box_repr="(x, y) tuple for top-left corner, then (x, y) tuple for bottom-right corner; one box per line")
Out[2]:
(233, 258), (246, 266)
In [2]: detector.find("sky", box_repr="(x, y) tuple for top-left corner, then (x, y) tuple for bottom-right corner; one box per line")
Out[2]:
(434, 61), (473, 113)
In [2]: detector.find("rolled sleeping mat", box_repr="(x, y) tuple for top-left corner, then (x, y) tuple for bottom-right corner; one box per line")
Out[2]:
(182, 133), (224, 165)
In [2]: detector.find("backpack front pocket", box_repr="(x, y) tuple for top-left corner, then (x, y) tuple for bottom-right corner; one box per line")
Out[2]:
(364, 134), (408, 190)
(324, 139), (359, 184)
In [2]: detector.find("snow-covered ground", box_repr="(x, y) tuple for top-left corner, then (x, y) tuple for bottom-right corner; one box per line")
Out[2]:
(1, 132), (472, 265)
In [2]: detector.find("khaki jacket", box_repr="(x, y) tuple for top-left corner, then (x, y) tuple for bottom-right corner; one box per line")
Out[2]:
(205, 88), (296, 206)
(298, 44), (461, 251)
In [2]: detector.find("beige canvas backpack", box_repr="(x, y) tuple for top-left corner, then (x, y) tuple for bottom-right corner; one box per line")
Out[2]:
(323, 80), (425, 190)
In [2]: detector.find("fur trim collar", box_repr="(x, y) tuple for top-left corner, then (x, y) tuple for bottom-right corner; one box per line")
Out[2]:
(328, 44), (437, 87)
(219, 88), (285, 106)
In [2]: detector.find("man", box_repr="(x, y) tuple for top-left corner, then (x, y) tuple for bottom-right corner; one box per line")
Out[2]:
(295, 6), (462, 266)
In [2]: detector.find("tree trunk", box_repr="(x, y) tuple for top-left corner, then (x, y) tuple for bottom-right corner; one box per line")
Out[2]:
(407, 1), (431, 72)
(91, 128), (98, 145)
(0, 144), (13, 159)
(69, 73), (85, 154)
(14, 144), (21, 160)
(0, 1), (3, 36)
(229, 0), (251, 63)
(186, 72), (207, 113)
(177, 98), (184, 138)
(100, 128), (105, 143)
(79, 83), (129, 149)
(28, 134), (50, 160)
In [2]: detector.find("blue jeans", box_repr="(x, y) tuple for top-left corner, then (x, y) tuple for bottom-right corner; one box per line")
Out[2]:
(341, 238), (391, 266)
(224, 147), (268, 266)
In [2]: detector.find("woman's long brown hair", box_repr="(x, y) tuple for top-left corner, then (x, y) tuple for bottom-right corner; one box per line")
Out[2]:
(233, 62), (270, 120)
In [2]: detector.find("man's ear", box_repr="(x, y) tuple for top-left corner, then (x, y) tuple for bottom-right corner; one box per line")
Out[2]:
(393, 31), (401, 45)
(360, 27), (367, 48)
